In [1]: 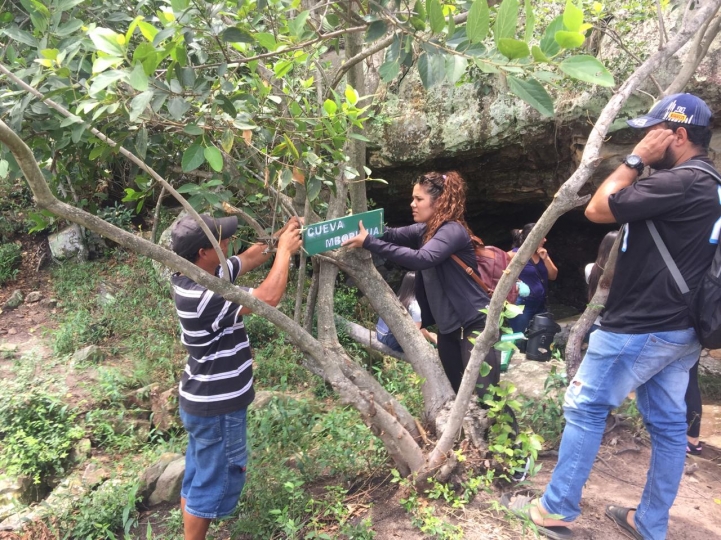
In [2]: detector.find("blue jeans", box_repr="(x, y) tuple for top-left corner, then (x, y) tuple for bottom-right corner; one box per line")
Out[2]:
(540, 328), (700, 539)
(180, 407), (248, 519)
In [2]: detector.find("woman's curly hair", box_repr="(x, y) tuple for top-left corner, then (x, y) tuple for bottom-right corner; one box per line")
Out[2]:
(415, 171), (473, 243)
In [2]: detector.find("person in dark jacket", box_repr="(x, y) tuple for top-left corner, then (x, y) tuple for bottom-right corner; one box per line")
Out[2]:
(343, 171), (498, 396)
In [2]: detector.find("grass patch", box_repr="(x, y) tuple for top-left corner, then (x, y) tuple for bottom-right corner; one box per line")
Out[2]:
(0, 241), (21, 285)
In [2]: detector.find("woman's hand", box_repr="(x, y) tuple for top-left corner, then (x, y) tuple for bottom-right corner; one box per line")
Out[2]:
(538, 247), (558, 280)
(537, 247), (548, 260)
(342, 220), (369, 249)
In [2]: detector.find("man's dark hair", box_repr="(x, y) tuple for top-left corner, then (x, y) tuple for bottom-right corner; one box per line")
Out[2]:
(664, 120), (714, 151)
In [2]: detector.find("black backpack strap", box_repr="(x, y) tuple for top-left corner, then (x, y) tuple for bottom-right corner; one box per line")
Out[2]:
(646, 220), (690, 294)
(673, 159), (721, 185)
(646, 160), (721, 296)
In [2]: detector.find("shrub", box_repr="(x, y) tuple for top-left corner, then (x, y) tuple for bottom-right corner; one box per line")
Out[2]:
(0, 384), (85, 484)
(0, 242), (21, 285)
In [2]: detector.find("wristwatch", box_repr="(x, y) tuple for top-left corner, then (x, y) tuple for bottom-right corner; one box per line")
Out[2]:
(623, 154), (645, 174)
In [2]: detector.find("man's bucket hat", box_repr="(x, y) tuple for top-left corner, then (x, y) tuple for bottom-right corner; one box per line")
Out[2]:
(627, 93), (712, 129)
(171, 214), (238, 259)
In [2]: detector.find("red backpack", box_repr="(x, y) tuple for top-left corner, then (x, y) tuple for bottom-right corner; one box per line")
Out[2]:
(452, 236), (519, 304)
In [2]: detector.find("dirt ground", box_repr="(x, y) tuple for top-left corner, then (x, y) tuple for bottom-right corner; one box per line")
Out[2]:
(2, 236), (721, 539)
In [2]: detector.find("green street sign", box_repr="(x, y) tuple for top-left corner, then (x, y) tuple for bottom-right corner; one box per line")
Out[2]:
(302, 209), (384, 256)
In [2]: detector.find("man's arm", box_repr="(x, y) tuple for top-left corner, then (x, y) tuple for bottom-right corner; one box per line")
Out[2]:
(585, 128), (676, 223)
(238, 217), (301, 275)
(238, 222), (302, 315)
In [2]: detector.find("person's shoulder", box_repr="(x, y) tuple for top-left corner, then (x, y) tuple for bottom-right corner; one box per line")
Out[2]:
(437, 221), (469, 237)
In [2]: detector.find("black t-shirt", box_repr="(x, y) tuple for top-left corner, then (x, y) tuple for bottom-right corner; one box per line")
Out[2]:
(603, 156), (721, 333)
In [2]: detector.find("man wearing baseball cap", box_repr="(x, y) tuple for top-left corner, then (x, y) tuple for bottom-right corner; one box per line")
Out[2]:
(170, 213), (302, 540)
(504, 93), (719, 539)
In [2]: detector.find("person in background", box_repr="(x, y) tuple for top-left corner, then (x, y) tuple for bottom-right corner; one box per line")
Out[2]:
(510, 228), (522, 250)
(170, 214), (302, 540)
(685, 360), (703, 455)
(375, 271), (437, 353)
(584, 230), (619, 336)
(342, 170), (499, 398)
(508, 223), (558, 334)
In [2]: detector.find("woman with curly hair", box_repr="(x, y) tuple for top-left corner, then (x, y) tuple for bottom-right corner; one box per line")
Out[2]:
(343, 171), (498, 397)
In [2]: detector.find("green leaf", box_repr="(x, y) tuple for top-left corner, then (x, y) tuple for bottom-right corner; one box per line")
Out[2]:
(445, 56), (468, 84)
(531, 45), (549, 63)
(429, 0), (445, 34)
(128, 90), (153, 122)
(88, 27), (125, 56)
(171, 0), (189, 11)
(563, 0), (584, 33)
(474, 58), (499, 73)
(559, 55), (615, 87)
(555, 30), (585, 49)
(466, 0), (489, 44)
(129, 63), (149, 91)
(220, 128), (234, 153)
(92, 56), (123, 73)
(494, 0), (519, 45)
(417, 52), (445, 89)
(0, 160), (9, 179)
(279, 168), (293, 190)
(507, 75), (554, 117)
(184, 124), (204, 135)
(447, 10), (455, 37)
(365, 20), (387, 43)
(323, 99), (337, 115)
(497, 38), (530, 60)
(55, 19), (83, 37)
(524, 0), (535, 42)
(288, 10), (310, 38)
(89, 70), (125, 95)
(379, 60), (400, 82)
(306, 177), (322, 201)
(345, 85), (358, 106)
(130, 128), (146, 163)
(1, 25), (38, 47)
(221, 27), (254, 43)
(182, 143), (205, 172)
(255, 32), (277, 51)
(167, 97), (191, 120)
(539, 15), (563, 57)
(273, 59), (293, 78)
(204, 146), (223, 172)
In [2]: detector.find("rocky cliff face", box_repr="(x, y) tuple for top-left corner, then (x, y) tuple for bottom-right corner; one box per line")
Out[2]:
(364, 11), (721, 310)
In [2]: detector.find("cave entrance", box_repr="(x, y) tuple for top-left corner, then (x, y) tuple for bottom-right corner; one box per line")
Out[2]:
(381, 202), (619, 319)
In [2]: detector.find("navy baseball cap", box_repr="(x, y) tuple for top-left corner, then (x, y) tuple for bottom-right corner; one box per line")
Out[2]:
(171, 214), (238, 258)
(627, 93), (712, 128)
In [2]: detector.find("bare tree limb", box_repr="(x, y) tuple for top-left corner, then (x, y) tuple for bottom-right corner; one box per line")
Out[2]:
(151, 186), (166, 244)
(665, 8), (721, 95)
(565, 231), (622, 380)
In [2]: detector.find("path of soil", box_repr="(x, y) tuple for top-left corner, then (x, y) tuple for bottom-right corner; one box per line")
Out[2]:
(1, 235), (721, 539)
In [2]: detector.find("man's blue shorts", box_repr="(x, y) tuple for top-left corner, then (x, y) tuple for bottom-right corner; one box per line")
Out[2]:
(180, 407), (248, 519)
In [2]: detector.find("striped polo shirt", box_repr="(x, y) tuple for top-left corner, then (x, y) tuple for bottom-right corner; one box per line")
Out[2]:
(171, 256), (255, 417)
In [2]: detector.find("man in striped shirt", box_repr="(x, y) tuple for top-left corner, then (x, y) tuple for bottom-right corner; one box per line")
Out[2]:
(171, 213), (302, 540)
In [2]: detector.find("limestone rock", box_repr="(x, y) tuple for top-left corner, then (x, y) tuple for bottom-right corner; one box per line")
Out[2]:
(148, 458), (185, 506)
(0, 475), (32, 521)
(24, 291), (41, 303)
(48, 223), (88, 262)
(0, 343), (18, 355)
(700, 354), (721, 377)
(151, 387), (179, 433)
(502, 354), (565, 401)
(3, 291), (23, 310)
(139, 452), (183, 503)
(71, 345), (104, 364)
(81, 463), (109, 487)
(69, 438), (92, 463)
